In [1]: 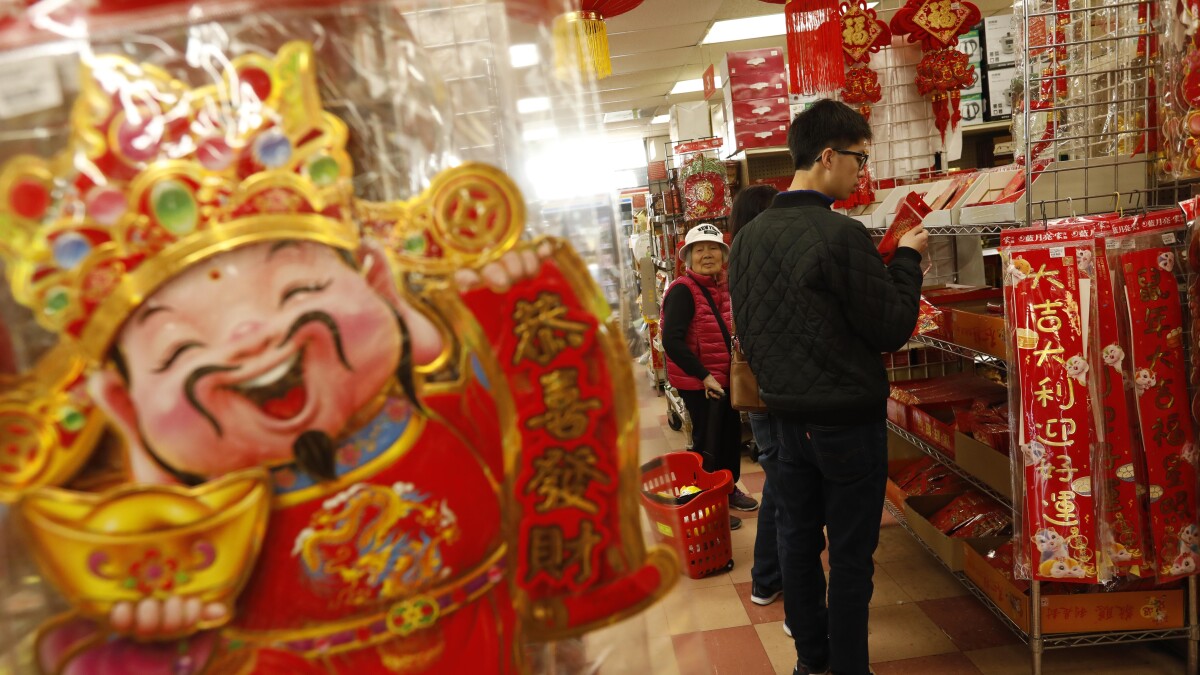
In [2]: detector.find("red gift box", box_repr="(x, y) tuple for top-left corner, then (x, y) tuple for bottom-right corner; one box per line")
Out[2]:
(731, 97), (790, 125)
(724, 48), (786, 81)
(727, 73), (788, 102)
(734, 120), (789, 151)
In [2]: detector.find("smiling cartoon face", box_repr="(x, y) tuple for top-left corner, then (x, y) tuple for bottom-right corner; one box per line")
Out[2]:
(1035, 528), (1064, 553)
(99, 241), (404, 481)
(1170, 553), (1197, 576)
(1101, 344), (1125, 369)
(1158, 251), (1175, 272)
(1065, 355), (1088, 380)
(1135, 368), (1157, 389)
(1181, 524), (1200, 548)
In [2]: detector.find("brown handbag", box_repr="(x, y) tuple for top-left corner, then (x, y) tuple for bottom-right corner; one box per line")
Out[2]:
(729, 317), (768, 413)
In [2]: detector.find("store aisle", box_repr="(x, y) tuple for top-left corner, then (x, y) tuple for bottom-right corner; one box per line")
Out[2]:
(630, 376), (1186, 675)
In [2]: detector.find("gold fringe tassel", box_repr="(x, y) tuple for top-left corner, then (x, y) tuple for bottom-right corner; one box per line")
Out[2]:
(553, 11), (612, 80)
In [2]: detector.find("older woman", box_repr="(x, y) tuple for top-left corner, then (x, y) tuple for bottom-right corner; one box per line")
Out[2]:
(661, 223), (759, 529)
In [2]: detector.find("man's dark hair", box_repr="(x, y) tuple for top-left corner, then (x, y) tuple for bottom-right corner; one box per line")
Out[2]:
(730, 185), (779, 239)
(787, 99), (873, 171)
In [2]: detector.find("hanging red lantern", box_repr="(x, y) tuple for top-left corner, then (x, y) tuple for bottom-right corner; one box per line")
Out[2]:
(506, 0), (645, 79)
(890, 0), (981, 140)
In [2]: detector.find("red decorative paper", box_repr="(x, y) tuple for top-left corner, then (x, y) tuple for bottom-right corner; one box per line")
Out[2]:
(1007, 229), (1103, 583)
(891, 0), (980, 139)
(840, 0), (891, 64)
(891, 0), (982, 51)
(841, 65), (882, 116)
(1120, 247), (1199, 582)
(1093, 233), (1149, 571)
(878, 191), (931, 264)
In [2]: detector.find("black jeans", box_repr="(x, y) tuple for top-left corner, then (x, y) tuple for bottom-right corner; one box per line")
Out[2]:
(761, 414), (887, 675)
(750, 413), (782, 592)
(677, 389), (741, 484)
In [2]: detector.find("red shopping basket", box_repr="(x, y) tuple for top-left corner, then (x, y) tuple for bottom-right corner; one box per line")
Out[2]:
(639, 452), (734, 579)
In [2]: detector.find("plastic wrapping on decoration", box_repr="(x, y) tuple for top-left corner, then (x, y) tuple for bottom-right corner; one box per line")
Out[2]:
(1002, 222), (1112, 584)
(0, 1), (681, 673)
(1100, 208), (1198, 582)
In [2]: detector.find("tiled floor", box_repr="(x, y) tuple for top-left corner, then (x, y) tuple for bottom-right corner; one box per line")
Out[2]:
(581, 374), (1191, 674)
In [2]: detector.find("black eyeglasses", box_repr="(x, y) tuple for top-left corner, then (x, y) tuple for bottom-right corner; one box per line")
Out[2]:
(833, 149), (870, 170)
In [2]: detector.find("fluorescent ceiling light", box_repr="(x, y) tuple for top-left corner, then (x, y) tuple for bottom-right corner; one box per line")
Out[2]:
(702, 5), (876, 44)
(703, 15), (784, 44)
(517, 97), (550, 114)
(510, 43), (539, 68)
(670, 75), (722, 95)
(603, 110), (638, 123)
(651, 114), (670, 124)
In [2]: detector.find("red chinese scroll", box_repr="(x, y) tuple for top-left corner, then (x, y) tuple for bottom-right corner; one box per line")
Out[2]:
(1006, 226), (1103, 583)
(1120, 246), (1199, 581)
(1092, 232), (1149, 572)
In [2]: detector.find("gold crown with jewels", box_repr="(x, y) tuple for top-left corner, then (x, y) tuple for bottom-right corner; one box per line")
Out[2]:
(0, 40), (525, 365)
(0, 40), (525, 499)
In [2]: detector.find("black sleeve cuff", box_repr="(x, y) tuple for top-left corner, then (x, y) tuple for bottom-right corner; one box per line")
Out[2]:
(891, 247), (923, 266)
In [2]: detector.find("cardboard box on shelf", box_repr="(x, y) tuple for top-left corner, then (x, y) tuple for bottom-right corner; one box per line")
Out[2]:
(956, 27), (983, 64)
(955, 431), (1013, 501)
(960, 94), (984, 127)
(944, 300), (1006, 358)
(983, 15), (1016, 67)
(922, 284), (1003, 306)
(909, 402), (959, 456)
(906, 494), (966, 569)
(670, 102), (712, 142)
(887, 433), (925, 505)
(963, 540), (1186, 634)
(985, 66), (1016, 120)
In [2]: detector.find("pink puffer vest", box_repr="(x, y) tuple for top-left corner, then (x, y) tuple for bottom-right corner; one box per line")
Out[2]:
(663, 271), (732, 390)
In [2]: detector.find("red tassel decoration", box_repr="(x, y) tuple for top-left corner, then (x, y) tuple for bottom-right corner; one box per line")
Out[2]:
(786, 0), (846, 95)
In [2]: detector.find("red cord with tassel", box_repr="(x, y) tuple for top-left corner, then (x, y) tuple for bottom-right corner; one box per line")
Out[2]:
(786, 0), (846, 95)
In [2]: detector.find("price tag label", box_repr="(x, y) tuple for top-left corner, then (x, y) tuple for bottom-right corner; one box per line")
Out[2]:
(0, 60), (62, 119)
(1163, 233), (1177, 245)
(1050, 247), (1065, 258)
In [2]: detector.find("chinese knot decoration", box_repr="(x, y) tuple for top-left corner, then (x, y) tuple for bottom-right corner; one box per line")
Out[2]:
(679, 153), (730, 221)
(760, 0), (846, 95)
(838, 0), (890, 120)
(891, 0), (981, 140)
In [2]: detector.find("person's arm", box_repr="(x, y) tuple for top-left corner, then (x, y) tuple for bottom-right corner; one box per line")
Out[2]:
(821, 222), (923, 352)
(661, 286), (709, 380)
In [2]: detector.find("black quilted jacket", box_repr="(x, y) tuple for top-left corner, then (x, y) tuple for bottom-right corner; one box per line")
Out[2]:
(728, 190), (923, 425)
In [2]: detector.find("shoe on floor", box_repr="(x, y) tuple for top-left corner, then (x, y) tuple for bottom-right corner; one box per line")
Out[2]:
(782, 621), (792, 638)
(750, 582), (782, 606)
(729, 487), (759, 511)
(791, 664), (828, 675)
(730, 515), (742, 530)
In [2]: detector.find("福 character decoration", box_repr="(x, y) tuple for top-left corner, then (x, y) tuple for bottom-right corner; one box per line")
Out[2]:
(890, 0), (981, 141)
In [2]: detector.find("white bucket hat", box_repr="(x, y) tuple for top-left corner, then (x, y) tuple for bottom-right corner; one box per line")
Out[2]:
(678, 223), (730, 262)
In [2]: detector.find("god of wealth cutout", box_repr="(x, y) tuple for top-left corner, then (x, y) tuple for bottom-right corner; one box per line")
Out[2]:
(0, 40), (676, 674)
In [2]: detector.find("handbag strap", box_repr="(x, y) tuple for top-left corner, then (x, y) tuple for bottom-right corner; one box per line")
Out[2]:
(693, 282), (732, 352)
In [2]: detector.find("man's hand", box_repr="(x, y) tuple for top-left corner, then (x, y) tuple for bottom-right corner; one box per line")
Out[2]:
(898, 224), (929, 255)
(110, 596), (228, 638)
(703, 374), (725, 400)
(454, 241), (553, 293)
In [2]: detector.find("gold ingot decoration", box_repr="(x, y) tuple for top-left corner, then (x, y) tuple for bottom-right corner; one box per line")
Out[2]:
(0, 343), (105, 501)
(18, 468), (270, 630)
(1071, 475), (1092, 496)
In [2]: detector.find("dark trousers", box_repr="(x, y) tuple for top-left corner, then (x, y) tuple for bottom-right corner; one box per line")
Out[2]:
(677, 389), (741, 484)
(750, 413), (782, 592)
(760, 414), (887, 675)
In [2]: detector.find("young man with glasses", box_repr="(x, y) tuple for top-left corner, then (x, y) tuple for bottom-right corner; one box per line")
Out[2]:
(728, 100), (928, 675)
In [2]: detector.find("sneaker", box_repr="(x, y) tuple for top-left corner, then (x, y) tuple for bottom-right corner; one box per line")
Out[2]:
(730, 516), (743, 530)
(782, 621), (792, 638)
(791, 664), (828, 675)
(750, 582), (782, 606)
(729, 487), (760, 512)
